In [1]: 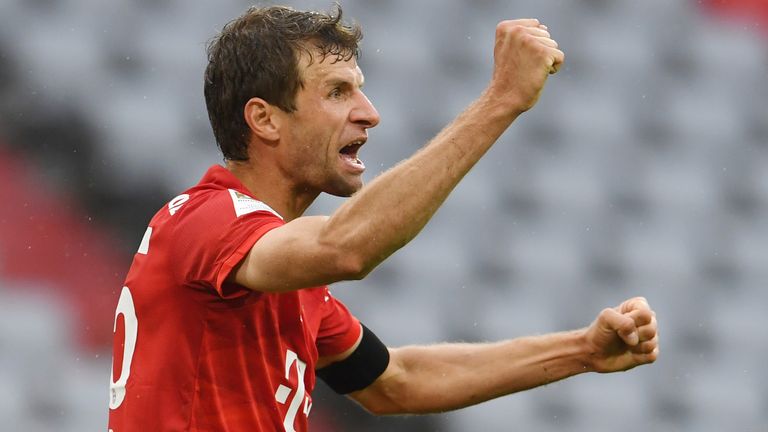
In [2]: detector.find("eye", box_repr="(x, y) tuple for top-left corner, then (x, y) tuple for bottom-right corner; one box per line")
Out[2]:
(328, 87), (342, 99)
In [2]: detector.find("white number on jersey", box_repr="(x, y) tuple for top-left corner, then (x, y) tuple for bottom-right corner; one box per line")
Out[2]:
(109, 286), (138, 409)
(274, 349), (312, 432)
(168, 194), (190, 216)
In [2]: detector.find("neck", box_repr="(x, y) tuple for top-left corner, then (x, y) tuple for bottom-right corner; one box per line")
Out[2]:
(225, 159), (319, 221)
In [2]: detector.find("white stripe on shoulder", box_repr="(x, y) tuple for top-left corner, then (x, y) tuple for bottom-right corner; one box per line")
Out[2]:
(137, 226), (152, 255)
(228, 189), (283, 219)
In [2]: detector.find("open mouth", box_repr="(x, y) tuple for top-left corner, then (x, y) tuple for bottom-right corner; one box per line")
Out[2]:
(339, 140), (365, 172)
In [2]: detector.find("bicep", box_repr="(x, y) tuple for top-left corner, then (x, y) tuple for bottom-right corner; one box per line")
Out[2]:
(229, 215), (361, 292)
(316, 332), (362, 370)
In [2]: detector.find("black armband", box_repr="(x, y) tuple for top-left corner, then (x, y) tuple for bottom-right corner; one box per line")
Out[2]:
(316, 324), (390, 394)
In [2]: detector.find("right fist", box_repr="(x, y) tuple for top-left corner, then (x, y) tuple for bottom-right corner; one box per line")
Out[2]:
(489, 19), (565, 113)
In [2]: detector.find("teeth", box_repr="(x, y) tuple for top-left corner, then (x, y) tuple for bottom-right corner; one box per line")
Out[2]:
(341, 140), (364, 154)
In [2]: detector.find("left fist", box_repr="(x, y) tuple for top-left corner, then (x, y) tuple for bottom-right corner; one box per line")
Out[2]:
(584, 297), (659, 373)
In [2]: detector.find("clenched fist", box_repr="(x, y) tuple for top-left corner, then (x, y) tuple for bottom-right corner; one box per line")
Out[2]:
(487, 19), (565, 114)
(584, 297), (660, 373)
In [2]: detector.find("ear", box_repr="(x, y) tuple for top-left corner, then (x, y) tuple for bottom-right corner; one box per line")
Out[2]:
(243, 97), (281, 142)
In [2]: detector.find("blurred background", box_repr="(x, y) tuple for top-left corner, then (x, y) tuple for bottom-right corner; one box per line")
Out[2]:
(1, 0), (767, 430)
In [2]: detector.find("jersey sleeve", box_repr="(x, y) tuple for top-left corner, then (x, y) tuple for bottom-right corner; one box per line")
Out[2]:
(316, 288), (362, 358)
(169, 189), (284, 298)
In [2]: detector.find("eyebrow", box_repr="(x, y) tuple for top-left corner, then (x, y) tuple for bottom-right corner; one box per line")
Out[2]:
(323, 75), (365, 89)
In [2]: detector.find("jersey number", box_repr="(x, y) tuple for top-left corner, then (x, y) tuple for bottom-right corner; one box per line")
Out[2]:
(108, 287), (311, 430)
(274, 349), (312, 432)
(110, 286), (138, 409)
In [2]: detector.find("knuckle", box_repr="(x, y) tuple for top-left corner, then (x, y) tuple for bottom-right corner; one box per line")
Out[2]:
(536, 45), (553, 60)
(635, 309), (653, 324)
(622, 324), (637, 335)
(620, 318), (637, 332)
(520, 33), (536, 45)
(497, 21), (517, 34)
(648, 349), (659, 362)
(599, 307), (614, 318)
(509, 25), (526, 37)
(640, 326), (657, 339)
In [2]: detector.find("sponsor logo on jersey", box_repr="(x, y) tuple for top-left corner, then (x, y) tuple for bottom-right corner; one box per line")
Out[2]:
(228, 189), (283, 219)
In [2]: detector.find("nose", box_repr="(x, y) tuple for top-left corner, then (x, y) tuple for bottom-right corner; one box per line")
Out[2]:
(350, 91), (380, 129)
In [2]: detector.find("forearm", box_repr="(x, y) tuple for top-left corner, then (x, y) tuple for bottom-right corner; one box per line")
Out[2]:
(321, 92), (520, 274)
(369, 330), (594, 414)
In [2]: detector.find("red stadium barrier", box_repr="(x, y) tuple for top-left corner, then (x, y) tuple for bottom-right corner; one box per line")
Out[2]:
(0, 145), (126, 350)
(700, 0), (768, 34)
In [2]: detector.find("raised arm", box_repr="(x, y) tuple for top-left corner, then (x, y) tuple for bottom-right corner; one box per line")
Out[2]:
(349, 297), (659, 415)
(233, 20), (565, 292)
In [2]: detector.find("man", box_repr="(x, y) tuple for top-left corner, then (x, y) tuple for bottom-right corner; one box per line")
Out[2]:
(108, 5), (659, 432)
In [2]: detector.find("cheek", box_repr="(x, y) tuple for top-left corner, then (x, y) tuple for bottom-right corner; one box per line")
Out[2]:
(287, 132), (331, 172)
(285, 108), (342, 166)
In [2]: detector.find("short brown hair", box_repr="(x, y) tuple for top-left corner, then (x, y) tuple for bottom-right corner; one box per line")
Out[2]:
(204, 4), (362, 161)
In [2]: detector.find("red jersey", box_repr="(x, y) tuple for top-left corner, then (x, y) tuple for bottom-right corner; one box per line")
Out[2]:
(108, 165), (362, 432)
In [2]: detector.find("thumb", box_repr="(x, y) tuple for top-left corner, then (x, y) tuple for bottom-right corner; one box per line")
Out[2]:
(599, 308), (639, 346)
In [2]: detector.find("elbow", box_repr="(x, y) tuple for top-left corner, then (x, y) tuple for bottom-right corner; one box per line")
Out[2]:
(315, 230), (371, 281)
(357, 398), (388, 416)
(333, 252), (374, 281)
(364, 402), (401, 417)
(317, 221), (381, 281)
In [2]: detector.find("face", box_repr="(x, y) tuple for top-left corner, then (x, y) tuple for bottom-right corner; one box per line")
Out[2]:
(274, 51), (380, 197)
